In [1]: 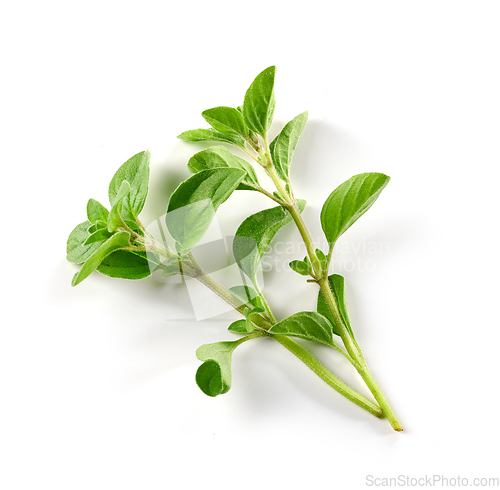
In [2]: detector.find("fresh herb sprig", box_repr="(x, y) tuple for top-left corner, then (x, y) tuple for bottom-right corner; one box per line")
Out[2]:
(67, 66), (402, 431)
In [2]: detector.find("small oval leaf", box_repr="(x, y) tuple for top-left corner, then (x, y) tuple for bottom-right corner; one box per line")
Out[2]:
(202, 106), (249, 138)
(84, 228), (113, 245)
(228, 285), (264, 310)
(196, 360), (225, 397)
(320, 173), (390, 246)
(242, 66), (276, 136)
(268, 311), (334, 347)
(107, 180), (131, 232)
(66, 221), (101, 264)
(71, 231), (131, 286)
(97, 250), (152, 280)
(86, 199), (109, 224)
(228, 319), (254, 334)
(289, 260), (310, 276)
(108, 150), (150, 221)
(177, 128), (245, 147)
(195, 341), (239, 396)
(270, 111), (308, 181)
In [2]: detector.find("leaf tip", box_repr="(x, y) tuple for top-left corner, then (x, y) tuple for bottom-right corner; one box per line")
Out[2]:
(71, 272), (81, 287)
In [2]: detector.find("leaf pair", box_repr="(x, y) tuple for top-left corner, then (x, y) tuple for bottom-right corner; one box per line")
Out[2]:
(179, 106), (249, 148)
(67, 151), (154, 285)
(289, 249), (327, 277)
(227, 285), (265, 333)
(270, 111), (308, 181)
(178, 82), (258, 148)
(243, 66), (308, 180)
(178, 66), (277, 146)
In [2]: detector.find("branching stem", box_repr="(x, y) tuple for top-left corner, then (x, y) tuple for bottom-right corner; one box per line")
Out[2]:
(147, 238), (383, 418)
(261, 141), (403, 431)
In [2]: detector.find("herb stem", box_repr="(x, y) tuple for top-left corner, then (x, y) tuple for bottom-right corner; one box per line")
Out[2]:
(254, 282), (277, 322)
(262, 142), (403, 431)
(184, 256), (384, 419)
(147, 236), (384, 419)
(274, 335), (382, 418)
(317, 262), (402, 431)
(256, 185), (287, 206)
(287, 201), (323, 279)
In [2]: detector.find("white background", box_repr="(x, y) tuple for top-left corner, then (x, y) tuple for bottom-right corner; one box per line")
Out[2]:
(2, 1), (500, 489)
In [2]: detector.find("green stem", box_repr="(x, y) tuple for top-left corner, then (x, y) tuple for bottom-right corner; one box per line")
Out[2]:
(254, 282), (276, 322)
(186, 258), (383, 419)
(287, 201), (323, 279)
(256, 185), (287, 206)
(148, 238), (384, 420)
(357, 366), (403, 431)
(274, 335), (382, 418)
(317, 273), (402, 430)
(262, 145), (403, 431)
(233, 331), (267, 345)
(317, 276), (363, 363)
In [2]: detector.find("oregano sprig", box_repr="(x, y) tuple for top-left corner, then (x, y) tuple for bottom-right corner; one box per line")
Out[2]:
(67, 66), (403, 431)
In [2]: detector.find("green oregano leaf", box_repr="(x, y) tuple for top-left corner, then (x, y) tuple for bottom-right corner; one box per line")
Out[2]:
(268, 311), (335, 347)
(195, 341), (240, 396)
(228, 285), (264, 310)
(289, 260), (310, 276)
(317, 274), (354, 337)
(233, 199), (306, 284)
(84, 228), (113, 245)
(166, 168), (246, 254)
(177, 128), (246, 147)
(196, 360), (226, 397)
(71, 231), (131, 286)
(320, 173), (390, 246)
(315, 248), (328, 273)
(244, 307), (255, 331)
(88, 221), (107, 234)
(66, 221), (101, 264)
(187, 146), (259, 190)
(107, 180), (131, 232)
(202, 106), (249, 138)
(228, 319), (253, 334)
(160, 256), (182, 277)
(97, 250), (152, 280)
(242, 66), (276, 136)
(270, 111), (308, 181)
(108, 150), (150, 220)
(86, 199), (109, 224)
